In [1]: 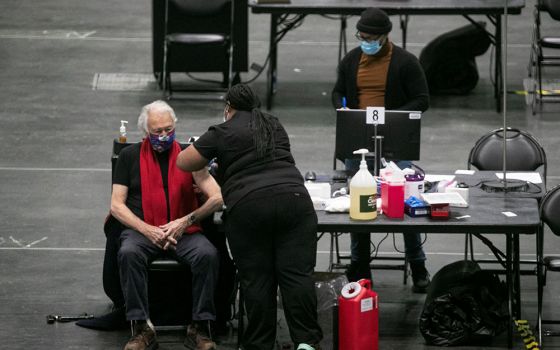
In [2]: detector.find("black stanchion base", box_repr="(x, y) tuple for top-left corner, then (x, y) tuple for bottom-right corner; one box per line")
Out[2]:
(481, 179), (528, 193)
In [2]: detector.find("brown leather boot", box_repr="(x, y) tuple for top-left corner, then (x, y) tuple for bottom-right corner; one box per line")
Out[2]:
(184, 320), (217, 350)
(124, 321), (158, 350)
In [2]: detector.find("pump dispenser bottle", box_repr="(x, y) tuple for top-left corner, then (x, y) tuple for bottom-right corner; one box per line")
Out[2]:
(119, 120), (128, 143)
(349, 149), (377, 220)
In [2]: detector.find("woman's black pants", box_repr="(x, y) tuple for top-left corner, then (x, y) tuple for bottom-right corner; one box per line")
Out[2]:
(225, 187), (323, 350)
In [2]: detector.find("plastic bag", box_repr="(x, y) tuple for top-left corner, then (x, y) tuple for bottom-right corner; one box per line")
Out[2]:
(419, 260), (508, 346)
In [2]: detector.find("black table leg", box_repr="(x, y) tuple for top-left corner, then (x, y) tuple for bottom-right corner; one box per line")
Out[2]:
(536, 223), (544, 346)
(506, 233), (513, 348)
(338, 16), (348, 63)
(513, 235), (521, 319)
(399, 15), (409, 50)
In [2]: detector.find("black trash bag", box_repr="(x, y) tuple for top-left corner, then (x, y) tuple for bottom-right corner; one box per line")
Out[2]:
(419, 260), (509, 346)
(419, 22), (491, 95)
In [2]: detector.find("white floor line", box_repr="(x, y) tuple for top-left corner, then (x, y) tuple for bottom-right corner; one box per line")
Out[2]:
(0, 247), (538, 257)
(317, 250), (539, 257)
(25, 237), (48, 248)
(0, 167), (110, 172)
(0, 247), (104, 251)
(0, 33), (534, 48)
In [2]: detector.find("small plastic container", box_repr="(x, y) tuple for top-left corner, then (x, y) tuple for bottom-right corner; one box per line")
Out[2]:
(119, 120), (128, 143)
(404, 172), (425, 199)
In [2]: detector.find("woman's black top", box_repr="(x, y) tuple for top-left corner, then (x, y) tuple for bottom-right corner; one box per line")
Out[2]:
(193, 110), (305, 211)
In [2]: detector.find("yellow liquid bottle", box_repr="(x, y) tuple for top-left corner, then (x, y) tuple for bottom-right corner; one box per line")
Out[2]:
(349, 149), (377, 220)
(350, 186), (377, 220)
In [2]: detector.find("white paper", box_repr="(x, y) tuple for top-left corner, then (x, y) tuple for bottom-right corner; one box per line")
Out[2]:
(304, 182), (331, 199)
(421, 192), (468, 206)
(494, 172), (542, 184)
(424, 174), (455, 183)
(502, 211), (518, 217)
(454, 169), (475, 175)
(361, 297), (373, 312)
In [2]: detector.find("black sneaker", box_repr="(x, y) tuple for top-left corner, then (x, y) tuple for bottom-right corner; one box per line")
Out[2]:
(345, 261), (372, 283)
(124, 322), (158, 350)
(410, 262), (430, 293)
(184, 321), (217, 350)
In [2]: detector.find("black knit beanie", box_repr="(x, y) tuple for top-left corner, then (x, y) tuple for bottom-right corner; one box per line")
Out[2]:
(356, 8), (392, 34)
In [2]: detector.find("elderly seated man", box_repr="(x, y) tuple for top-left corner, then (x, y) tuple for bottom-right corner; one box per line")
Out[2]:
(109, 100), (222, 350)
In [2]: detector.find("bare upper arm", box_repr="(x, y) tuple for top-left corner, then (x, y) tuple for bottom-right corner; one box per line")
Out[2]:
(111, 184), (129, 206)
(192, 169), (221, 199)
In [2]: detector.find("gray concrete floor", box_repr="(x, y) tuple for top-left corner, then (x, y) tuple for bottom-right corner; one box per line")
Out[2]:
(1, 0), (560, 349)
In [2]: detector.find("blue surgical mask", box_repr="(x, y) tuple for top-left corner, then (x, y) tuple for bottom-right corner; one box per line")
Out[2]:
(149, 129), (175, 152)
(360, 40), (382, 56)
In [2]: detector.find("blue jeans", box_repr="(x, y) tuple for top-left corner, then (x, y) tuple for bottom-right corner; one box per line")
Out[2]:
(345, 159), (426, 264)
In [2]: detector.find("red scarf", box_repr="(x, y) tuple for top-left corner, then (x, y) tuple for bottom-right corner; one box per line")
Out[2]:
(140, 138), (201, 235)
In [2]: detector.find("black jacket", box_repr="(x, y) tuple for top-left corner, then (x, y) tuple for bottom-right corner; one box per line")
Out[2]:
(332, 44), (429, 112)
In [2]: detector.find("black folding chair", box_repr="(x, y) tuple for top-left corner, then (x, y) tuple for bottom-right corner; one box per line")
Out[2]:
(528, 0), (560, 114)
(161, 0), (234, 99)
(465, 127), (547, 269)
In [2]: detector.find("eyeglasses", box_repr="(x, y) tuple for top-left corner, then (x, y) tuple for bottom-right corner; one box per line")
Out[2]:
(355, 31), (384, 43)
(150, 126), (174, 136)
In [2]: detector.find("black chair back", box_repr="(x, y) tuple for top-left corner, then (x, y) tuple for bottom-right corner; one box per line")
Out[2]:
(468, 128), (547, 183)
(111, 140), (133, 181)
(541, 184), (560, 236)
(170, 0), (230, 16)
(542, 0), (560, 21)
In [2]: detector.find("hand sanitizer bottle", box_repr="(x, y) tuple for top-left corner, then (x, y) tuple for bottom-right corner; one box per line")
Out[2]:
(119, 120), (128, 143)
(349, 149), (377, 220)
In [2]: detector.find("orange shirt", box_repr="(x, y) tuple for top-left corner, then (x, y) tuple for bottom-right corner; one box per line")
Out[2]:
(357, 41), (393, 109)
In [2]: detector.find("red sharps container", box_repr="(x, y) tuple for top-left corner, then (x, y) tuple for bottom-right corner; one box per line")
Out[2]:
(381, 175), (405, 219)
(338, 279), (379, 350)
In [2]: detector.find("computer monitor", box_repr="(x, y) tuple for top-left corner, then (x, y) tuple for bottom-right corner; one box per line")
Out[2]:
(335, 109), (422, 163)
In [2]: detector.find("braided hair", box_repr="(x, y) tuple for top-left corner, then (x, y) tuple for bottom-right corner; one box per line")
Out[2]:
(226, 84), (278, 159)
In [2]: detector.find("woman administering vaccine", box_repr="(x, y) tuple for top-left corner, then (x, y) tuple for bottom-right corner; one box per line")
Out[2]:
(176, 84), (322, 350)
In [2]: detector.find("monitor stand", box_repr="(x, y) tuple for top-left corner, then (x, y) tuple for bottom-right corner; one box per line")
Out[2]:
(370, 135), (384, 177)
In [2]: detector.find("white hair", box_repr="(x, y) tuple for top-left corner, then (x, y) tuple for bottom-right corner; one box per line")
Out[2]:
(137, 100), (178, 134)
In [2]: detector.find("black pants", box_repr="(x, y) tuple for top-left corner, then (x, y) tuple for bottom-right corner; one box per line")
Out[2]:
(103, 221), (236, 326)
(226, 186), (323, 350)
(118, 229), (219, 321)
